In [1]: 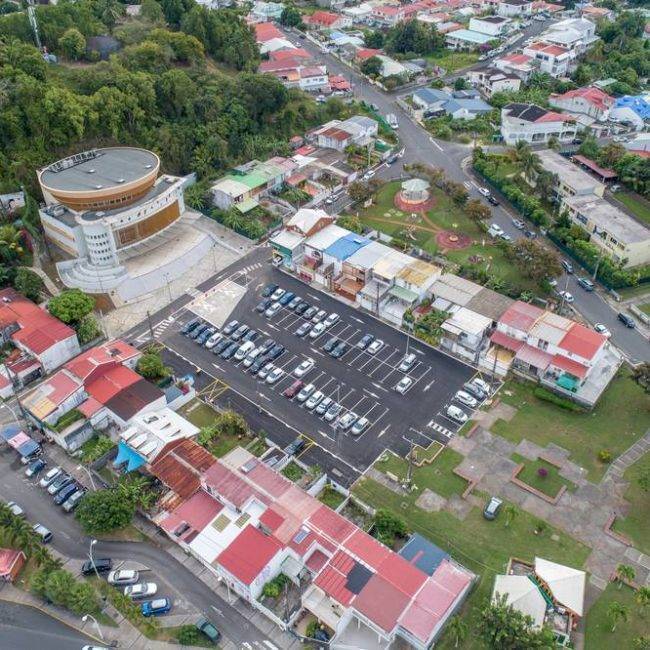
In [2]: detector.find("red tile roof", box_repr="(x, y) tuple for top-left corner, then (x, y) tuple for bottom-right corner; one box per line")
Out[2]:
(254, 22), (283, 43)
(355, 48), (381, 61)
(527, 42), (569, 57)
(499, 301), (544, 332)
(270, 47), (311, 61)
(559, 322), (605, 360)
(309, 10), (339, 26)
(551, 87), (614, 112)
(499, 53), (533, 65)
(536, 110), (575, 124)
(217, 525), (282, 586)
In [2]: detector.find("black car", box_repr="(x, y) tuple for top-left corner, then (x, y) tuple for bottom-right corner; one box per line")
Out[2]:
(322, 337), (339, 353)
(487, 195), (499, 206)
(180, 318), (201, 335)
(279, 291), (295, 307)
(295, 302), (310, 315)
(81, 558), (113, 576)
(223, 320), (239, 336)
(242, 329), (258, 343)
(267, 344), (285, 361)
(255, 298), (272, 313)
(213, 338), (231, 355)
(357, 333), (374, 350)
(196, 327), (216, 345)
(331, 341), (348, 359)
(189, 323), (209, 340)
(618, 312), (635, 328)
(250, 356), (268, 375)
(284, 437), (305, 456)
(262, 283), (278, 298)
(231, 324), (249, 341)
(258, 338), (275, 355)
(220, 342), (239, 359)
(54, 482), (79, 505)
(524, 230), (537, 239)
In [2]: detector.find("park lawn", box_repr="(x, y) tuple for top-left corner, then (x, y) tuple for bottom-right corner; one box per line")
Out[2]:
(374, 448), (467, 498)
(425, 51), (479, 73)
(615, 192), (650, 226)
(639, 302), (650, 316)
(511, 453), (576, 498)
(353, 476), (591, 650)
(492, 371), (649, 482)
(585, 582), (647, 648)
(612, 453), (650, 556)
(617, 283), (650, 300)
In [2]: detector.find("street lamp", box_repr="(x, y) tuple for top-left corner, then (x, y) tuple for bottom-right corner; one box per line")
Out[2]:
(88, 539), (102, 584)
(82, 613), (105, 641)
(76, 464), (97, 491)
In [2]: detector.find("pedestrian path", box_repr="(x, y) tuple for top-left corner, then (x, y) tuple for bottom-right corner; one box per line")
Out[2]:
(604, 430), (650, 480)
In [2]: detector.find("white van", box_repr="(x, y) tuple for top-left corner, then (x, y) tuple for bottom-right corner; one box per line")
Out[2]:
(234, 341), (255, 361)
(242, 347), (263, 368)
(488, 223), (504, 238)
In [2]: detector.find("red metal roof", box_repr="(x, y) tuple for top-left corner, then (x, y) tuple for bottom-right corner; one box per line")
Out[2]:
(355, 48), (381, 61)
(491, 330), (524, 352)
(65, 340), (139, 384)
(313, 549), (356, 605)
(270, 47), (311, 61)
(515, 343), (553, 370)
(77, 397), (103, 417)
(217, 525), (282, 586)
(552, 87), (613, 112)
(536, 110), (575, 124)
(499, 301), (544, 332)
(353, 574), (411, 633)
(344, 528), (390, 570)
(259, 506), (285, 532)
(571, 154), (617, 179)
(306, 549), (329, 573)
(558, 322), (605, 360)
(85, 364), (140, 403)
(550, 354), (588, 379)
(254, 22), (283, 43)
(309, 504), (356, 544)
(203, 461), (267, 509)
(309, 10), (339, 26)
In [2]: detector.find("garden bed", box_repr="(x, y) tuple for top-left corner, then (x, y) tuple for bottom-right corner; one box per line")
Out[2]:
(340, 499), (373, 531)
(281, 461), (305, 482)
(317, 485), (346, 510)
(510, 453), (576, 502)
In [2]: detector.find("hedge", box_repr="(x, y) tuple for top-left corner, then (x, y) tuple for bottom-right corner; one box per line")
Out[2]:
(533, 386), (584, 412)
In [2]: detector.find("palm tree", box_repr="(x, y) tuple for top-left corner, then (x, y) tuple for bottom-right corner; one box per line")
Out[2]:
(519, 149), (542, 179)
(617, 564), (636, 588)
(447, 615), (468, 648)
(509, 140), (531, 163)
(636, 586), (650, 616)
(607, 601), (629, 632)
(633, 635), (650, 650)
(0, 225), (24, 263)
(7, 518), (36, 554)
(503, 503), (518, 528)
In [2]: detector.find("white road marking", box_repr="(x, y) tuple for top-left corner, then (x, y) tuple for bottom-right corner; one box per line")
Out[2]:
(364, 389), (380, 400)
(371, 382), (389, 393)
(411, 347), (425, 355)
(377, 424), (390, 438)
(258, 392), (272, 402)
(267, 324), (279, 331)
(308, 293), (321, 302)
(350, 316), (365, 324)
(430, 139), (443, 152)
(212, 363), (222, 371)
(210, 605), (224, 617)
(423, 380), (435, 392)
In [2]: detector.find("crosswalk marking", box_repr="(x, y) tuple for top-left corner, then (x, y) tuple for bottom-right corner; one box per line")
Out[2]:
(428, 420), (454, 439)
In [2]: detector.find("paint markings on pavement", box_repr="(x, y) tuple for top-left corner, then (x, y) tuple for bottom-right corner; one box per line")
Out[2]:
(350, 316), (365, 324)
(258, 392), (272, 403)
(308, 293), (321, 302)
(371, 382), (389, 393)
(423, 380), (435, 392)
(210, 605), (223, 617)
(377, 424), (390, 438)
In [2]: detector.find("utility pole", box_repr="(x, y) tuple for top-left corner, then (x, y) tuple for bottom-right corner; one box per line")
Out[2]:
(592, 249), (604, 282)
(559, 273), (570, 314)
(406, 438), (416, 486)
(146, 310), (154, 340)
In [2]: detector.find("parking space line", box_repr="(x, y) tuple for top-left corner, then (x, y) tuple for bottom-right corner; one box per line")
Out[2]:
(346, 348), (366, 366)
(410, 366), (432, 389)
(319, 377), (337, 392)
(310, 370), (327, 386)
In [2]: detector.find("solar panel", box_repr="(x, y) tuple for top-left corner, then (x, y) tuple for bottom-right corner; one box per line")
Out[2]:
(292, 527), (310, 545)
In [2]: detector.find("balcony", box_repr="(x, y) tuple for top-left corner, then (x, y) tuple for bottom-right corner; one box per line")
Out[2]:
(301, 255), (322, 271)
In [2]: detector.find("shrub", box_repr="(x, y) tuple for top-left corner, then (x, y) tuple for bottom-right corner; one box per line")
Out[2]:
(598, 449), (613, 464)
(262, 573), (289, 599)
(537, 467), (548, 479)
(175, 625), (203, 645)
(532, 387), (584, 412)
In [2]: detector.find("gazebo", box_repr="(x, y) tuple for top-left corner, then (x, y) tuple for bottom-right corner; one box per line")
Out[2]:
(401, 178), (430, 202)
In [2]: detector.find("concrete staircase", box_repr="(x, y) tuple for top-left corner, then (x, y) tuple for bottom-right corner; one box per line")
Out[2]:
(57, 257), (128, 293)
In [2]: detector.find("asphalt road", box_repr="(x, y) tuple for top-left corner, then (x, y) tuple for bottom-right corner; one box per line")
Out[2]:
(0, 600), (96, 650)
(0, 447), (276, 648)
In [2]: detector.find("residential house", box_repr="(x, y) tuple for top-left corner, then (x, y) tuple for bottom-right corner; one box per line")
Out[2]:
(0, 288), (80, 395)
(297, 224), (349, 287)
(342, 3), (374, 24)
(371, 4), (420, 27)
(152, 445), (475, 649)
(316, 0), (346, 10)
(542, 17), (598, 55)
(249, 1), (284, 22)
(333, 241), (392, 301)
(445, 28), (493, 50)
(0, 549), (26, 583)
(382, 260), (441, 325)
(440, 307), (493, 363)
(469, 16), (512, 36)
(522, 42), (575, 77)
(358, 249), (412, 314)
(500, 103), (578, 145)
(322, 232), (371, 280)
(468, 70), (522, 98)
(623, 132), (650, 156)
(581, 5), (614, 21)
(497, 0), (533, 18)
(253, 22), (284, 45)
(310, 116), (378, 151)
(609, 95), (650, 131)
(493, 52), (535, 81)
(412, 87), (492, 119)
(534, 149), (605, 201)
(307, 11), (351, 30)
(549, 86), (614, 133)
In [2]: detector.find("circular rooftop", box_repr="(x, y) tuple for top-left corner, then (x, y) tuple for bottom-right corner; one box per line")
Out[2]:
(402, 178), (430, 194)
(39, 147), (160, 211)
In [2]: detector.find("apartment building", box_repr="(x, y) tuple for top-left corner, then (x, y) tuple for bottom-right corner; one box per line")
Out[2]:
(533, 150), (605, 201)
(522, 42), (575, 77)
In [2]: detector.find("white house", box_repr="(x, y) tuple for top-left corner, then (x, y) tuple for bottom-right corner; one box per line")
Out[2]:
(469, 16), (512, 36)
(534, 149), (605, 201)
(497, 0), (533, 18)
(548, 86), (614, 121)
(500, 103), (578, 145)
(523, 42), (575, 77)
(468, 70), (522, 98)
(542, 17), (598, 55)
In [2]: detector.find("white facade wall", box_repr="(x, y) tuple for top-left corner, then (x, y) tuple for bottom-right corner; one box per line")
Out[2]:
(33, 336), (81, 374)
(501, 115), (578, 145)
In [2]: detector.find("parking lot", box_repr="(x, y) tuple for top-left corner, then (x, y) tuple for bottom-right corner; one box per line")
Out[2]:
(160, 261), (486, 474)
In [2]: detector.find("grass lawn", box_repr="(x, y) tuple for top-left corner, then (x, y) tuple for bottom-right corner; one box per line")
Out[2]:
(491, 371), (649, 482)
(78, 434), (115, 464)
(639, 302), (650, 316)
(585, 582), (647, 648)
(318, 485), (346, 509)
(282, 461), (305, 482)
(357, 181), (538, 292)
(615, 192), (650, 226)
(511, 453), (576, 498)
(353, 477), (591, 650)
(374, 448), (467, 498)
(247, 438), (269, 457)
(612, 453), (650, 555)
(425, 51), (479, 73)
(617, 283), (650, 300)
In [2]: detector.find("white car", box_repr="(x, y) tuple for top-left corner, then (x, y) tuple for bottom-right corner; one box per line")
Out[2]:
(470, 377), (492, 396)
(454, 390), (478, 408)
(511, 219), (525, 230)
(488, 223), (504, 237)
(367, 339), (384, 354)
(108, 569), (139, 586)
(338, 412), (358, 430)
(6, 501), (24, 518)
(257, 363), (274, 380)
(305, 390), (324, 410)
(594, 323), (611, 338)
(296, 383), (316, 403)
(309, 322), (327, 339)
(312, 309), (327, 323)
(478, 187), (491, 197)
(270, 288), (285, 301)
(234, 341), (255, 361)
(324, 312), (340, 328)
(558, 291), (574, 303)
(294, 358), (315, 378)
(204, 332), (223, 349)
(124, 582), (158, 600)
(446, 405), (468, 424)
(242, 347), (262, 368)
(266, 366), (284, 384)
(39, 467), (62, 489)
(395, 376), (413, 394)
(265, 302), (282, 318)
(350, 417), (369, 436)
(398, 353), (416, 372)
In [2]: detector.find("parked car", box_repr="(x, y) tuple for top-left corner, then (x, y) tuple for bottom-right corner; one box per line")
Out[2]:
(618, 312), (635, 328)
(283, 380), (304, 399)
(47, 473), (74, 496)
(6, 501), (24, 518)
(195, 617), (221, 644)
(39, 467), (62, 489)
(124, 583), (158, 600)
(315, 397), (333, 416)
(487, 195), (499, 206)
(357, 333), (374, 349)
(324, 312), (340, 328)
(265, 302), (282, 319)
(242, 329), (258, 343)
(324, 402), (343, 422)
(561, 259), (574, 274)
(196, 327), (216, 345)
(234, 341), (255, 362)
(303, 306), (318, 320)
(309, 322), (327, 339)
(81, 558), (113, 576)
(262, 283), (278, 298)
(483, 496), (503, 520)
(284, 437), (305, 456)
(294, 358), (315, 378)
(259, 338), (275, 355)
(331, 341), (348, 359)
(594, 323), (611, 338)
(470, 377), (491, 396)
(54, 482), (79, 505)
(249, 357), (268, 376)
(463, 382), (486, 400)
(32, 523), (53, 543)
(398, 353), (416, 372)
(511, 219), (526, 230)
(322, 337), (339, 353)
(288, 296), (302, 310)
(220, 342), (239, 360)
(25, 458), (46, 478)
(395, 376), (413, 394)
(231, 324), (249, 341)
(108, 569), (139, 586)
(295, 302), (310, 315)
(270, 287), (285, 302)
(524, 230), (537, 239)
(305, 391), (324, 410)
(20, 450), (42, 466)
(296, 383), (316, 403)
(142, 598), (172, 617)
(338, 412), (358, 430)
(205, 332), (223, 349)
(188, 323), (209, 340)
(180, 318), (201, 335)
(62, 488), (86, 512)
(367, 339), (384, 354)
(242, 347), (263, 368)
(454, 390), (477, 408)
(350, 417), (369, 436)
(295, 322), (312, 337)
(577, 277), (595, 291)
(488, 223), (503, 238)
(267, 344), (285, 361)
(277, 292), (294, 307)
(257, 363), (274, 380)
(558, 291), (574, 303)
(312, 309), (327, 323)
(222, 320), (239, 335)
(266, 367), (284, 385)
(213, 338), (231, 355)
(446, 405), (468, 424)
(478, 187), (491, 197)
(255, 298), (272, 313)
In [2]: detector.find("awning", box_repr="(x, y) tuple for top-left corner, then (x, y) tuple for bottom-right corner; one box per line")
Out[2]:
(491, 330), (524, 352)
(515, 344), (553, 370)
(113, 440), (146, 472)
(388, 285), (419, 304)
(3, 426), (40, 457)
(550, 354), (588, 379)
(0, 424), (22, 442)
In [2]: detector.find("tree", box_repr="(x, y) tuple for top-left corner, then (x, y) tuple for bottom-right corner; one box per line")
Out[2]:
(373, 509), (407, 547)
(509, 239), (562, 283)
(0, 225), (24, 263)
(444, 181), (469, 205)
(77, 314), (100, 344)
(384, 19), (443, 56)
(13, 268), (44, 302)
(636, 586), (650, 616)
(347, 181), (374, 204)
(364, 30), (384, 49)
(360, 56), (383, 78)
(465, 199), (491, 222)
(607, 601), (629, 632)
(58, 28), (86, 61)
(67, 580), (100, 615)
(280, 5), (303, 28)
(136, 350), (170, 381)
(535, 170), (557, 198)
(503, 503), (518, 528)
(447, 615), (468, 648)
(47, 289), (94, 325)
(633, 636), (650, 650)
(75, 488), (138, 534)
(454, 77), (468, 91)
(336, 214), (363, 234)
(140, 0), (165, 24)
(617, 564), (636, 588)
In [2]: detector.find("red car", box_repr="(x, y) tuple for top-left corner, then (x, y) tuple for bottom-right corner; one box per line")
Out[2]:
(283, 380), (304, 399)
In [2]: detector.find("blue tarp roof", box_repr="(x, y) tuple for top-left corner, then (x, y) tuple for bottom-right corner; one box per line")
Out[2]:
(398, 533), (450, 576)
(17, 439), (39, 457)
(324, 232), (369, 261)
(614, 95), (650, 120)
(113, 440), (146, 472)
(0, 424), (22, 441)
